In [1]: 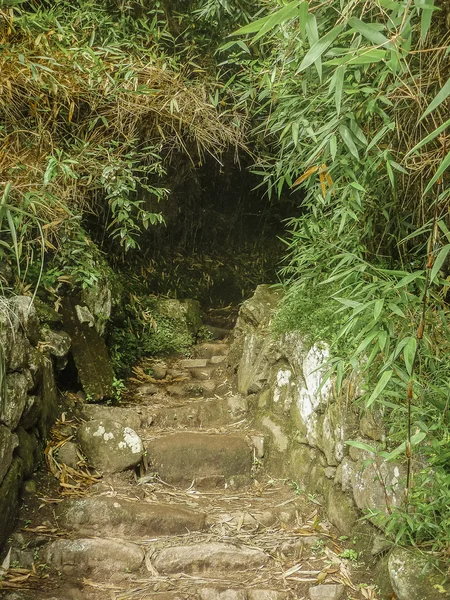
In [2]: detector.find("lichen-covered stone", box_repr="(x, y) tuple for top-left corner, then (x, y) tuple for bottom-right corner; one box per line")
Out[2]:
(78, 418), (143, 473)
(340, 452), (405, 515)
(388, 547), (449, 600)
(38, 356), (59, 438)
(56, 441), (79, 468)
(61, 295), (114, 400)
(0, 459), (23, 550)
(8, 296), (40, 345)
(39, 327), (71, 359)
(0, 425), (18, 484)
(14, 427), (39, 478)
(1, 370), (34, 430)
(157, 298), (202, 336)
(81, 404), (141, 432)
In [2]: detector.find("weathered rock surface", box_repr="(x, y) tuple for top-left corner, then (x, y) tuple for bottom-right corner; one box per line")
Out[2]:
(0, 459), (23, 547)
(388, 547), (449, 600)
(157, 298), (202, 336)
(2, 370), (34, 429)
(0, 425), (18, 484)
(153, 542), (269, 574)
(147, 432), (252, 487)
(194, 343), (229, 359)
(39, 328), (71, 359)
(44, 537), (144, 575)
(81, 404), (141, 431)
(309, 584), (345, 600)
(57, 496), (206, 537)
(78, 418), (143, 473)
(61, 296), (114, 400)
(55, 441), (79, 468)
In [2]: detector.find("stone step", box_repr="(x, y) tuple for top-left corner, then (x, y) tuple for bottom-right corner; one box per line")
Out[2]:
(198, 589), (289, 600)
(189, 365), (219, 381)
(147, 432), (253, 488)
(6, 587), (291, 600)
(194, 342), (229, 359)
(152, 542), (269, 575)
(44, 537), (144, 577)
(147, 395), (247, 429)
(80, 404), (143, 431)
(56, 496), (206, 537)
(180, 358), (209, 369)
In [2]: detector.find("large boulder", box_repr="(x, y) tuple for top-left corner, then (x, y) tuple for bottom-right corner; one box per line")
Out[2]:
(388, 547), (449, 600)
(78, 418), (143, 473)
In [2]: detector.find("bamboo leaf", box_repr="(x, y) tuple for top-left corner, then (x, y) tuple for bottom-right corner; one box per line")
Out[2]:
(373, 298), (384, 320)
(231, 1), (300, 37)
(366, 370), (393, 407)
(388, 303), (406, 318)
(298, 24), (345, 73)
(305, 13), (322, 80)
(329, 135), (337, 161)
(394, 271), (424, 288)
(345, 440), (377, 454)
(405, 118), (450, 157)
(430, 244), (450, 282)
(339, 124), (359, 159)
(348, 18), (389, 46)
(420, 78), (450, 121)
(6, 209), (21, 275)
(403, 336), (417, 376)
(335, 65), (345, 115)
(326, 49), (386, 66)
(385, 431), (427, 461)
(415, 0), (436, 39)
(424, 151), (450, 195)
(298, 1), (309, 39)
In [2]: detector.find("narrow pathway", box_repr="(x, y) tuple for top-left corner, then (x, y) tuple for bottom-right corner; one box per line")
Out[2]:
(1, 339), (376, 600)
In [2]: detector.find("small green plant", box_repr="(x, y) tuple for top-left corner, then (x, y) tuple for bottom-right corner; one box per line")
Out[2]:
(311, 539), (325, 554)
(339, 549), (358, 562)
(112, 378), (126, 403)
(289, 480), (303, 495)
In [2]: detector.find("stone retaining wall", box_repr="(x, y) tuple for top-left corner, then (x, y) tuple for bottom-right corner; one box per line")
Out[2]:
(0, 297), (63, 548)
(230, 287), (403, 549)
(0, 288), (115, 550)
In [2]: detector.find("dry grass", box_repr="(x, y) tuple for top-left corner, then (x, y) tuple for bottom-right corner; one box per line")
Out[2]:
(0, 4), (247, 246)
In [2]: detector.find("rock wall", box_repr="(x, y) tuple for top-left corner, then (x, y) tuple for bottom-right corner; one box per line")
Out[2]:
(0, 297), (63, 548)
(0, 289), (116, 550)
(230, 286), (450, 598)
(230, 286), (405, 547)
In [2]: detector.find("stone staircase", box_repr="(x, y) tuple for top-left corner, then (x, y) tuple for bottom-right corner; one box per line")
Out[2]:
(0, 339), (369, 600)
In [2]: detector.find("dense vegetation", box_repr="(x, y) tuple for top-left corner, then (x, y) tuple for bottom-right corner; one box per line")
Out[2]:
(1, 0), (449, 553)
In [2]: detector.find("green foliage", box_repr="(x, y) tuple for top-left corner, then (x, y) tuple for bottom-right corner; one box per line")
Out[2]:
(271, 282), (347, 348)
(227, 0), (450, 551)
(109, 295), (194, 378)
(0, 0), (244, 285)
(28, 220), (114, 294)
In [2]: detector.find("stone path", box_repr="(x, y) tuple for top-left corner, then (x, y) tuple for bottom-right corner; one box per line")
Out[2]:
(0, 339), (376, 600)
